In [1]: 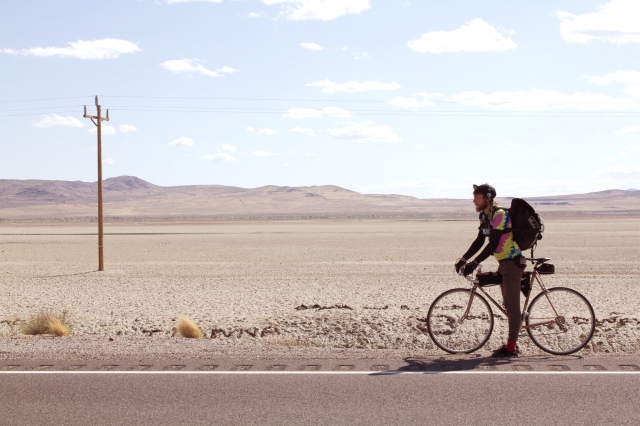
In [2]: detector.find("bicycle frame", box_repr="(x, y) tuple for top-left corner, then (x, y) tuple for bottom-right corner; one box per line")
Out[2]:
(459, 262), (560, 331)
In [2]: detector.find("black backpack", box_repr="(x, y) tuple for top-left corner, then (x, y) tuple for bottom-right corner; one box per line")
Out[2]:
(505, 198), (544, 251)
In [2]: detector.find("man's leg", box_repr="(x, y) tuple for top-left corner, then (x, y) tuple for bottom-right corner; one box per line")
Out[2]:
(498, 260), (522, 345)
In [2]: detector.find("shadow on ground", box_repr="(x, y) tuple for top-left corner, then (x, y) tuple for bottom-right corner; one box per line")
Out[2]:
(373, 354), (586, 374)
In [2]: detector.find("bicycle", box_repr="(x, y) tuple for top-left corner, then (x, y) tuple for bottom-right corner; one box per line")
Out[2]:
(426, 257), (595, 355)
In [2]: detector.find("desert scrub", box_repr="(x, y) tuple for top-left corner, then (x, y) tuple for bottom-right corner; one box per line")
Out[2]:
(173, 316), (202, 339)
(0, 319), (19, 337)
(22, 310), (71, 337)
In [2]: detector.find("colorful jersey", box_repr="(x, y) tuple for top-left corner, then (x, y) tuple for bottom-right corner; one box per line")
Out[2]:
(479, 208), (521, 261)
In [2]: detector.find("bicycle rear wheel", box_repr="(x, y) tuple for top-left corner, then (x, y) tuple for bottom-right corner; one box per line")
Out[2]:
(526, 287), (595, 355)
(427, 288), (494, 354)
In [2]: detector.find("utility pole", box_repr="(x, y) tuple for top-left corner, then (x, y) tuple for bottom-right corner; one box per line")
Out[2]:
(83, 96), (109, 271)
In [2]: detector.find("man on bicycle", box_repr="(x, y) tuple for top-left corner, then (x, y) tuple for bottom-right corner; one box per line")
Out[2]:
(454, 183), (526, 357)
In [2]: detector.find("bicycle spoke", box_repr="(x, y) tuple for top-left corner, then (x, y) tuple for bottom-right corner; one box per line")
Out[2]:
(526, 287), (595, 355)
(427, 289), (494, 354)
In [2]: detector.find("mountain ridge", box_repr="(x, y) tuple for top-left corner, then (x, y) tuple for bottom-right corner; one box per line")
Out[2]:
(1, 176), (639, 220)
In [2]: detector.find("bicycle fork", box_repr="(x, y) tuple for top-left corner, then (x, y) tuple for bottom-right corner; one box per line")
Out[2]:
(459, 287), (478, 322)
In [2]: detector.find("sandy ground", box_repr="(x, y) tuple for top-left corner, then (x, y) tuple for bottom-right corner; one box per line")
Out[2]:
(1, 218), (639, 356)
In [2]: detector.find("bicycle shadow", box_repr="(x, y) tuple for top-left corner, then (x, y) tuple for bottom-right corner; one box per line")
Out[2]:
(372, 353), (584, 375)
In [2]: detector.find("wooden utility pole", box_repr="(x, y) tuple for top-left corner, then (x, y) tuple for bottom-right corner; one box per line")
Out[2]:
(83, 96), (109, 271)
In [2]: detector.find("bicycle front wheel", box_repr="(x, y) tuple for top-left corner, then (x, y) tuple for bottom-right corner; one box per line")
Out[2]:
(526, 287), (595, 355)
(427, 288), (494, 354)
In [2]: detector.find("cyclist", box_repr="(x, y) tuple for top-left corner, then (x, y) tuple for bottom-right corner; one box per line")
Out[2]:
(454, 183), (526, 357)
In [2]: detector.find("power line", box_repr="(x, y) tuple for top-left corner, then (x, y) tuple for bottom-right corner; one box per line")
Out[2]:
(99, 95), (640, 107)
(0, 105), (84, 112)
(0, 96), (92, 104)
(2, 108), (638, 118)
(2, 94), (637, 109)
(106, 105), (640, 114)
(100, 95), (392, 103)
(0, 111), (79, 117)
(2, 102), (638, 116)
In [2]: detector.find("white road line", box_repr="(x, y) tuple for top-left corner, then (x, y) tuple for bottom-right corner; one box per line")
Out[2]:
(1, 371), (639, 375)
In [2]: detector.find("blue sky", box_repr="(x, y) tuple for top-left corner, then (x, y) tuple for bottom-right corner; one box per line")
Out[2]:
(1, 0), (639, 198)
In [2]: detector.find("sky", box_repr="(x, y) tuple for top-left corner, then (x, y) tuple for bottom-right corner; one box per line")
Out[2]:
(1, 0), (639, 198)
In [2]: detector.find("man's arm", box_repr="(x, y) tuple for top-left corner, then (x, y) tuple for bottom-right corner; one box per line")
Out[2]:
(472, 209), (508, 264)
(462, 229), (486, 260)
(473, 229), (503, 263)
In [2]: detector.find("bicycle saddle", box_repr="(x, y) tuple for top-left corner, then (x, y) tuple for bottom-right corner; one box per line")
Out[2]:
(528, 257), (550, 263)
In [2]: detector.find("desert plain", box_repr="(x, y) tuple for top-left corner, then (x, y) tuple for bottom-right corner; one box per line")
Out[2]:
(1, 217), (639, 358)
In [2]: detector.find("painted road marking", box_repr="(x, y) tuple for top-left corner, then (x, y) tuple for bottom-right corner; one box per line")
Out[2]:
(1, 370), (640, 375)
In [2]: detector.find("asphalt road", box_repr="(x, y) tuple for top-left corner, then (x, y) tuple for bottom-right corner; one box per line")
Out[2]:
(2, 372), (639, 425)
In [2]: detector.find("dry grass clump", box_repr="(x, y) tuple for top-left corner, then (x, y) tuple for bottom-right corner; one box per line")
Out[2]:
(174, 316), (202, 339)
(22, 310), (71, 337)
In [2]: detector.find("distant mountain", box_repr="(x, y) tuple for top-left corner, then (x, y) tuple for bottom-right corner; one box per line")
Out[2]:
(1, 176), (639, 220)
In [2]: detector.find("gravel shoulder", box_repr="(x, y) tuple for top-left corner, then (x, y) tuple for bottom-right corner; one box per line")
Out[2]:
(1, 218), (639, 357)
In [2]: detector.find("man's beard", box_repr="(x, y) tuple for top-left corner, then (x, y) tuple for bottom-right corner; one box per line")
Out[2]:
(475, 199), (488, 212)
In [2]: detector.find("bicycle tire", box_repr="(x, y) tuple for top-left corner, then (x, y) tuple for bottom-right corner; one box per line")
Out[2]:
(427, 288), (494, 354)
(526, 287), (595, 355)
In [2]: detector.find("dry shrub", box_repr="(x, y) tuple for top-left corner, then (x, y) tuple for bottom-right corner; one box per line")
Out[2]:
(47, 317), (71, 336)
(22, 310), (71, 337)
(175, 316), (202, 339)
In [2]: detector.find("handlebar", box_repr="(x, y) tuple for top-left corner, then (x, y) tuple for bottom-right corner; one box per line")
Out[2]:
(456, 263), (482, 284)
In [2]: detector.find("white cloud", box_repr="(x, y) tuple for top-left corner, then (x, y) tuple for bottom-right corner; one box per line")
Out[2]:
(627, 145), (640, 150)
(1, 38), (141, 59)
(408, 19), (516, 53)
(165, 0), (222, 3)
(160, 59), (235, 77)
(247, 127), (256, 132)
(327, 121), (401, 142)
(300, 42), (325, 51)
(557, 0), (640, 44)
(290, 127), (320, 136)
(32, 114), (84, 128)
(261, 0), (370, 21)
(217, 66), (237, 74)
(119, 124), (137, 133)
(254, 150), (279, 157)
(284, 107), (352, 118)
(624, 85), (640, 99)
(259, 128), (277, 135)
(200, 153), (236, 162)
(281, 163), (290, 167)
(616, 124), (640, 135)
(88, 125), (116, 135)
(414, 145), (426, 149)
(305, 152), (317, 156)
(170, 136), (194, 146)
(450, 89), (637, 111)
(221, 144), (237, 152)
(590, 70), (640, 85)
(306, 79), (400, 93)
(387, 93), (442, 109)
(354, 52), (371, 60)
(248, 11), (269, 18)
(103, 158), (114, 165)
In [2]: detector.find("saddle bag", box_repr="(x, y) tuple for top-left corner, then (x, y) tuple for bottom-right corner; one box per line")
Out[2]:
(535, 263), (555, 274)
(476, 272), (533, 297)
